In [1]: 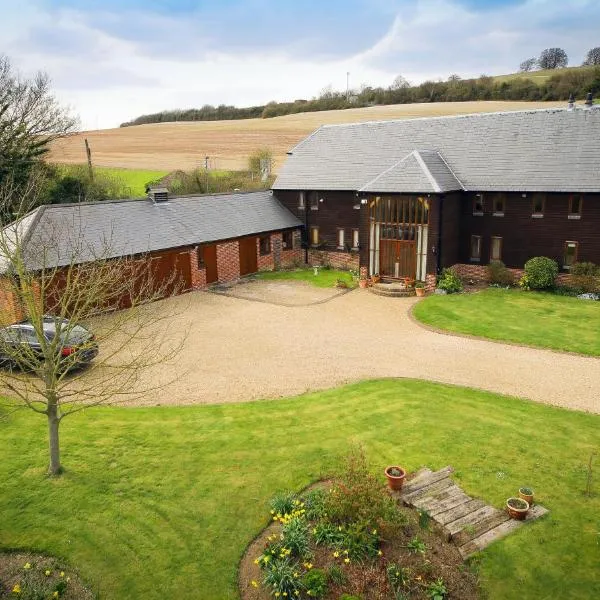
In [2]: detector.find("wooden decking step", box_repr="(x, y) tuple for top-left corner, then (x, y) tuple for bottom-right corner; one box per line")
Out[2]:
(398, 466), (549, 559)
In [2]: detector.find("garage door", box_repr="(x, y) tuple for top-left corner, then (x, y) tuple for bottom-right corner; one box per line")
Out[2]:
(151, 250), (193, 297)
(238, 237), (258, 276)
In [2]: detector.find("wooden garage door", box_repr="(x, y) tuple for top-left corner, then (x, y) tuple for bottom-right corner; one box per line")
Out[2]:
(151, 250), (192, 297)
(238, 237), (258, 276)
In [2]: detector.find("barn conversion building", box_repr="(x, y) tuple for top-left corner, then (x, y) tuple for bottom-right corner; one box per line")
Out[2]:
(272, 106), (600, 288)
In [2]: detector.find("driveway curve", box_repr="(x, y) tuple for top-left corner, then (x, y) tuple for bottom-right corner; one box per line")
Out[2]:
(130, 286), (600, 413)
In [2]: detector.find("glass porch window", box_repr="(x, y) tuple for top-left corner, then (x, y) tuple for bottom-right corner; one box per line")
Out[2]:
(563, 241), (578, 269)
(470, 235), (482, 262)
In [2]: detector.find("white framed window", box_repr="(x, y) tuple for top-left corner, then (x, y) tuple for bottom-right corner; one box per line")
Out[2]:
(298, 192), (305, 210)
(310, 192), (319, 211)
(352, 229), (359, 250)
(532, 193), (545, 217)
(310, 226), (319, 246)
(337, 228), (345, 249)
(568, 194), (582, 219)
(490, 236), (502, 261)
(470, 235), (482, 262)
(493, 193), (505, 216)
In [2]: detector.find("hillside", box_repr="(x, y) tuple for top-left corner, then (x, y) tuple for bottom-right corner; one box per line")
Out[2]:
(49, 100), (565, 172)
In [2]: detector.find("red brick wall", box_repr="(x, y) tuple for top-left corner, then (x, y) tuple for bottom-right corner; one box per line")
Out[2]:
(451, 263), (573, 286)
(308, 249), (359, 271)
(189, 246), (207, 290)
(215, 240), (241, 283)
(0, 277), (22, 324)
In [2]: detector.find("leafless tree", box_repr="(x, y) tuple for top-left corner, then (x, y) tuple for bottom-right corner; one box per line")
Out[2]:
(519, 57), (538, 72)
(0, 172), (185, 475)
(390, 75), (411, 90)
(583, 47), (600, 66)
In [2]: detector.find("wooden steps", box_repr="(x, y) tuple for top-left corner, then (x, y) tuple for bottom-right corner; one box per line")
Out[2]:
(393, 466), (549, 558)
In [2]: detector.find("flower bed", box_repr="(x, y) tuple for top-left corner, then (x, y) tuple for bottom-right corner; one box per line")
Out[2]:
(239, 451), (480, 600)
(0, 553), (93, 599)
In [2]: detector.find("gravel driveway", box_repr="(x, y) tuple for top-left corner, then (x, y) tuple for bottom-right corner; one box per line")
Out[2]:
(122, 283), (600, 413)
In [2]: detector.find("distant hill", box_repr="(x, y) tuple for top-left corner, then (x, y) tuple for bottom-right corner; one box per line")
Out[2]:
(50, 100), (565, 172)
(119, 65), (600, 128)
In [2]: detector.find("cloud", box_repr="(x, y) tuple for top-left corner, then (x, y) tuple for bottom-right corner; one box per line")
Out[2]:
(3, 0), (599, 129)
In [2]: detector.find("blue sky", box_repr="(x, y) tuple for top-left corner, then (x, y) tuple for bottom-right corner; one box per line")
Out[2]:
(2, 0), (598, 129)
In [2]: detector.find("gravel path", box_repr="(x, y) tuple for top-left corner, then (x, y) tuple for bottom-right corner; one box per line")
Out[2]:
(125, 285), (600, 413)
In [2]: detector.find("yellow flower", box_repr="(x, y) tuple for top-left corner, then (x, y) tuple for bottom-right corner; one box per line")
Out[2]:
(344, 558), (350, 564)
(53, 593), (59, 599)
(377, 550), (383, 556)
(333, 551), (340, 558)
(270, 509), (275, 514)
(416, 575), (422, 581)
(251, 580), (258, 588)
(60, 572), (65, 577)
(343, 550), (349, 555)
(293, 572), (299, 578)
(254, 559), (259, 565)
(295, 592), (300, 597)
(12, 583), (21, 593)
(275, 593), (280, 598)
(372, 529), (377, 535)
(44, 570), (51, 576)
(66, 577), (71, 583)
(23, 563), (31, 570)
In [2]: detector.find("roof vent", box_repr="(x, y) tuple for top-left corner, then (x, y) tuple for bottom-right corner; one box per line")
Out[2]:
(147, 186), (169, 203)
(584, 92), (593, 109)
(567, 93), (575, 111)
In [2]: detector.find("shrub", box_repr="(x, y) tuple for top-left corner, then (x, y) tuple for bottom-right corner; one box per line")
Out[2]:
(270, 491), (297, 517)
(436, 269), (463, 293)
(302, 488), (328, 520)
(301, 568), (328, 598)
(487, 260), (514, 286)
(523, 256), (558, 289)
(313, 522), (344, 546)
(570, 261), (600, 293)
(337, 521), (380, 560)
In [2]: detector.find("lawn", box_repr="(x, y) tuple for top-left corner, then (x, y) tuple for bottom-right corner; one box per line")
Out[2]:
(413, 288), (600, 356)
(1, 379), (599, 599)
(94, 167), (169, 197)
(255, 268), (356, 288)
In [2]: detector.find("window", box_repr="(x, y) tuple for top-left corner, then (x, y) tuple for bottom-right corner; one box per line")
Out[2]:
(352, 229), (359, 250)
(563, 241), (578, 269)
(310, 192), (319, 211)
(310, 226), (319, 246)
(532, 193), (545, 217)
(490, 236), (502, 261)
(493, 193), (505, 216)
(569, 194), (583, 219)
(298, 192), (305, 210)
(197, 245), (205, 268)
(470, 235), (482, 261)
(259, 235), (271, 256)
(337, 228), (345, 249)
(282, 231), (293, 250)
(472, 194), (484, 215)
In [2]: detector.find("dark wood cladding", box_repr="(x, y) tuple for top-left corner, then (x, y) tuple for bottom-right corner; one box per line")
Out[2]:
(459, 192), (600, 268)
(439, 193), (461, 269)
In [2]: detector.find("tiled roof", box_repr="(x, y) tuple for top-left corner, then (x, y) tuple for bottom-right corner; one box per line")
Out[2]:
(2, 191), (301, 272)
(273, 108), (600, 193)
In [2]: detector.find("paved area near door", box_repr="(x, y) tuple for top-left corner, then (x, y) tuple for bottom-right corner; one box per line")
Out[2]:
(121, 283), (600, 413)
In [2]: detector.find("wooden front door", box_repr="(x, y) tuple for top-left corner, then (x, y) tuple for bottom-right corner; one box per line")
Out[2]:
(203, 244), (218, 284)
(379, 240), (417, 280)
(238, 237), (258, 276)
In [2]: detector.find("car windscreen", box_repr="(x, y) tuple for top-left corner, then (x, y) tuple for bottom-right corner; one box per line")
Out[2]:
(58, 325), (90, 344)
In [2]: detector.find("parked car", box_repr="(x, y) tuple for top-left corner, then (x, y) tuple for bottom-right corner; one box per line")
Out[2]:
(0, 316), (98, 371)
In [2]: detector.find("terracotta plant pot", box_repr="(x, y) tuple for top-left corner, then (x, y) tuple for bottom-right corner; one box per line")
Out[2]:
(518, 487), (534, 506)
(415, 287), (425, 297)
(359, 279), (368, 289)
(371, 275), (381, 284)
(506, 497), (529, 520)
(385, 466), (406, 491)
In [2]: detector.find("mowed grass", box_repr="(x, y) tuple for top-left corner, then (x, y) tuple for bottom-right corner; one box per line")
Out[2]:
(1, 379), (599, 599)
(413, 288), (600, 356)
(94, 167), (169, 196)
(255, 268), (356, 288)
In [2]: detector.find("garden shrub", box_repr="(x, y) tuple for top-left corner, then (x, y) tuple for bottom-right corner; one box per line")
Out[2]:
(301, 568), (328, 598)
(487, 260), (514, 286)
(436, 269), (463, 293)
(262, 558), (302, 598)
(302, 488), (328, 520)
(523, 256), (558, 289)
(270, 491), (297, 516)
(570, 261), (600, 293)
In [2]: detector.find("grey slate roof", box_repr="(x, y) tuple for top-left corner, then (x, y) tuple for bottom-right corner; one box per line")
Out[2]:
(2, 191), (300, 272)
(359, 150), (463, 193)
(273, 108), (600, 193)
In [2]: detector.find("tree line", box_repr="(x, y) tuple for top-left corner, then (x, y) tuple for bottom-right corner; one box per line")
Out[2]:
(121, 62), (600, 127)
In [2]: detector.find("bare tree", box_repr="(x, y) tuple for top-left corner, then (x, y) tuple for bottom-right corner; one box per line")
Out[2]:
(538, 48), (568, 70)
(390, 75), (411, 90)
(583, 47), (600, 66)
(0, 172), (185, 475)
(0, 55), (78, 189)
(519, 57), (538, 72)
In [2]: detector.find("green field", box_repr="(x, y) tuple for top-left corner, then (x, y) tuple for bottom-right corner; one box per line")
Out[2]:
(1, 379), (598, 599)
(491, 64), (598, 85)
(413, 288), (600, 356)
(255, 267), (357, 288)
(94, 167), (169, 196)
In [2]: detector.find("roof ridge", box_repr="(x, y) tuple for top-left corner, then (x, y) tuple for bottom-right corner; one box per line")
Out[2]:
(434, 151), (465, 191)
(412, 151), (442, 193)
(358, 151), (415, 191)
(317, 107), (569, 131)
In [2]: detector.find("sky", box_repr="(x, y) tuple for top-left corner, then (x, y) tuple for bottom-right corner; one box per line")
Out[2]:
(1, 0), (598, 130)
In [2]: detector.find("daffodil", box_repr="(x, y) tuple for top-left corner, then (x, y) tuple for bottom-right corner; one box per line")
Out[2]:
(251, 580), (258, 588)
(53, 593), (59, 599)
(344, 558), (350, 564)
(23, 563), (31, 570)
(333, 551), (340, 558)
(44, 570), (51, 576)
(60, 572), (65, 577)
(377, 550), (383, 556)
(12, 583), (21, 594)
(66, 577), (71, 583)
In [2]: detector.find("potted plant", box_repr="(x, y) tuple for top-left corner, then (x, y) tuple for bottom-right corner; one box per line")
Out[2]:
(359, 278), (369, 289)
(384, 466), (406, 491)
(371, 273), (381, 284)
(404, 277), (415, 288)
(506, 497), (529, 520)
(518, 487), (534, 506)
(415, 281), (426, 297)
